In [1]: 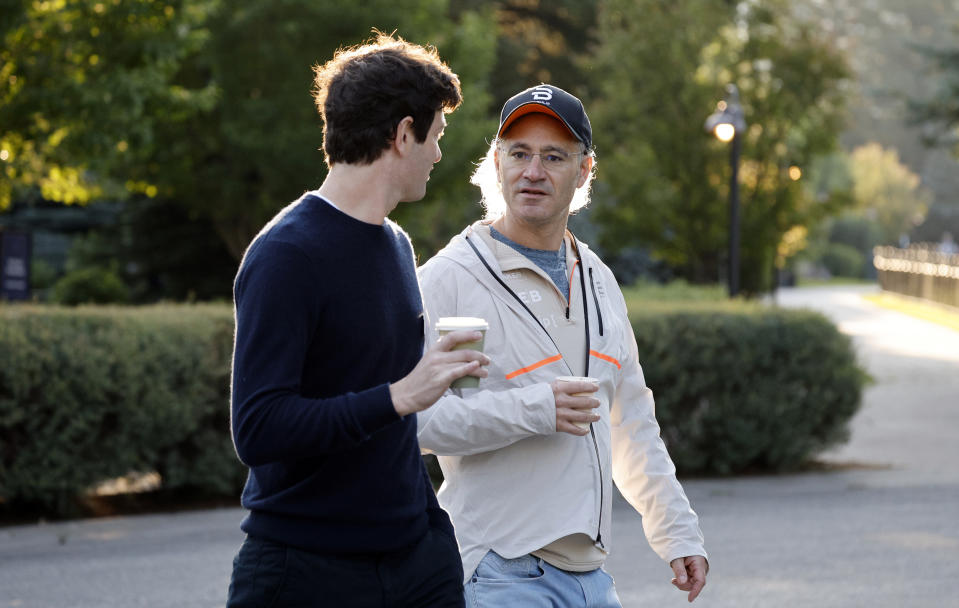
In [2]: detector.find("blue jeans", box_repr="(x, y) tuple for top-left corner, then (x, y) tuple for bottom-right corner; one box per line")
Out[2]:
(226, 526), (464, 608)
(465, 551), (622, 608)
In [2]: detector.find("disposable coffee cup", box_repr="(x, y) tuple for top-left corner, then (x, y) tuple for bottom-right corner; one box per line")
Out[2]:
(436, 317), (488, 389)
(556, 376), (600, 430)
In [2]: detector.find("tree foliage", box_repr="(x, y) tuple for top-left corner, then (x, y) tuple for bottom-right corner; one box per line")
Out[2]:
(848, 143), (930, 244)
(907, 32), (959, 244)
(587, 0), (732, 283)
(0, 0), (217, 210)
(795, 143), (930, 275)
(909, 39), (959, 157)
(474, 0), (599, 102)
(389, 7), (499, 258)
(588, 0), (850, 293)
(148, 0), (498, 259)
(1, 0), (861, 297)
(91, 0), (496, 259)
(1, 0), (498, 262)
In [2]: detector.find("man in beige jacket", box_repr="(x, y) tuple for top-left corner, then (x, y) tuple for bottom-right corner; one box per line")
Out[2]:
(417, 84), (708, 607)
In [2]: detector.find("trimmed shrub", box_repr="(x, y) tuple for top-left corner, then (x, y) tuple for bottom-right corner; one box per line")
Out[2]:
(820, 243), (865, 278)
(630, 304), (867, 475)
(30, 259), (58, 291)
(2, 299), (867, 515)
(829, 215), (881, 257)
(0, 304), (244, 516)
(52, 267), (129, 305)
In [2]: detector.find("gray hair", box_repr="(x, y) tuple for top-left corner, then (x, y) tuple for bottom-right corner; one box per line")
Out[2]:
(470, 139), (598, 220)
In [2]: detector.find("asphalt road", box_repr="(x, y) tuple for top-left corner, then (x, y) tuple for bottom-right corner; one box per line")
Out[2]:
(2, 285), (958, 607)
(604, 284), (959, 607)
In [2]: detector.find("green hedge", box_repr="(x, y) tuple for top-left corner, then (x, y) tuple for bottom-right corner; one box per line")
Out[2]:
(52, 266), (129, 305)
(820, 243), (865, 278)
(1, 300), (866, 517)
(630, 303), (868, 475)
(0, 304), (245, 516)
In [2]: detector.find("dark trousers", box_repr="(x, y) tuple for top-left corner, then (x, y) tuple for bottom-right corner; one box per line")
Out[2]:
(226, 525), (465, 608)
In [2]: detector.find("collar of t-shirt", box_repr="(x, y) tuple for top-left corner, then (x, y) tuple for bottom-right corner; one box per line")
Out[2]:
(308, 191), (343, 213)
(310, 191), (388, 226)
(489, 225), (569, 297)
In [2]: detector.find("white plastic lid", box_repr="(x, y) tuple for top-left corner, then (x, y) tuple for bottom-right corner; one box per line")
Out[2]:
(555, 375), (599, 385)
(435, 317), (489, 331)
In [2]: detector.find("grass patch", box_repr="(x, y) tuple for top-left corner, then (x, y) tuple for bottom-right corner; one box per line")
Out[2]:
(622, 279), (727, 301)
(622, 280), (759, 315)
(863, 292), (959, 332)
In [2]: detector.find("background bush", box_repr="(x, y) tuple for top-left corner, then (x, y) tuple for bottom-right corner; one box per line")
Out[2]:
(2, 297), (866, 516)
(52, 266), (129, 305)
(820, 242), (866, 278)
(628, 300), (868, 474)
(0, 304), (244, 516)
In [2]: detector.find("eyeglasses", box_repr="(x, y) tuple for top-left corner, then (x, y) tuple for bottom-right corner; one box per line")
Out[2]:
(500, 147), (584, 171)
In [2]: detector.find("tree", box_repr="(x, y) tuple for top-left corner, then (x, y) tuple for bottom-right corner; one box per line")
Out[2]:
(0, 0), (216, 210)
(2, 0), (499, 275)
(447, 0), (599, 104)
(0, 0), (503, 305)
(908, 34), (959, 243)
(723, 1), (851, 292)
(848, 143), (930, 244)
(587, 0), (732, 283)
(587, 0), (850, 294)
(389, 8), (500, 258)
(133, 0), (498, 259)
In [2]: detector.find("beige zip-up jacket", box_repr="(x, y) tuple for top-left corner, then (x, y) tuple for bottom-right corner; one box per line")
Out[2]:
(417, 223), (706, 584)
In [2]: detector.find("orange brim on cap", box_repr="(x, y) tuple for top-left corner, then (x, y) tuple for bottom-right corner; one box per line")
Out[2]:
(497, 104), (572, 139)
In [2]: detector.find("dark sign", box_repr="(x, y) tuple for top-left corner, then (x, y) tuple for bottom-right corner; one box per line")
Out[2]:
(0, 230), (31, 301)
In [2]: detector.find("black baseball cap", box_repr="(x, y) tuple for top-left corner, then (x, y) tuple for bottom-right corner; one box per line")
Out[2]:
(497, 84), (592, 150)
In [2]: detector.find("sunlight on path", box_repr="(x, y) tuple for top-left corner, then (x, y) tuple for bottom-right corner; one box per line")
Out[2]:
(778, 285), (959, 364)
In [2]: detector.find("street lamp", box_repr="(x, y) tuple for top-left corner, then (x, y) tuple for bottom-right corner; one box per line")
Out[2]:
(705, 83), (747, 297)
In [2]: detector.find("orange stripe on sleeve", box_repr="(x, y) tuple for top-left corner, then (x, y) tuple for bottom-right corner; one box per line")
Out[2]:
(589, 349), (621, 369)
(505, 354), (564, 380)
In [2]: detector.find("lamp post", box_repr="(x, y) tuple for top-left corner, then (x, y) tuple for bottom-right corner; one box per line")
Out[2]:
(704, 84), (747, 298)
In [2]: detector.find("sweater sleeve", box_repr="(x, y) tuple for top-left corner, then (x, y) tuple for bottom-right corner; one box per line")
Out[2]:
(231, 239), (400, 466)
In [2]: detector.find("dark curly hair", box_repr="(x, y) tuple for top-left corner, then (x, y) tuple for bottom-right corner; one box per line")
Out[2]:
(313, 32), (462, 166)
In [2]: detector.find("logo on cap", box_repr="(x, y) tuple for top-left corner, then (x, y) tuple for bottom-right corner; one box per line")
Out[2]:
(530, 86), (553, 102)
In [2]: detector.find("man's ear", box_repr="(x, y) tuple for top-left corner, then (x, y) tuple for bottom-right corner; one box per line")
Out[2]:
(577, 155), (593, 188)
(393, 116), (415, 156)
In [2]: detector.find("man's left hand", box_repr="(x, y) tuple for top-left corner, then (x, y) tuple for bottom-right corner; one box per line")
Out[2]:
(669, 555), (708, 603)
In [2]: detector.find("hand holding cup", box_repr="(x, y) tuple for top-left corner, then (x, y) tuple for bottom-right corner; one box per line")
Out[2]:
(389, 318), (490, 417)
(435, 318), (489, 389)
(552, 376), (600, 435)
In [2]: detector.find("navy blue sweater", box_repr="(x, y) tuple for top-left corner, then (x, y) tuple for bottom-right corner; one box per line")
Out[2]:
(231, 193), (451, 553)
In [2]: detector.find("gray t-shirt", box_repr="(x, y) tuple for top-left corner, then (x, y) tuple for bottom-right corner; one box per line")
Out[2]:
(489, 226), (569, 297)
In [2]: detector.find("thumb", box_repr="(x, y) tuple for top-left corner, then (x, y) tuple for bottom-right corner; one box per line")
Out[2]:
(670, 558), (688, 584)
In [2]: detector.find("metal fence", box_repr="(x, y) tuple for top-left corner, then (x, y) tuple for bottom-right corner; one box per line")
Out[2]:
(873, 245), (959, 308)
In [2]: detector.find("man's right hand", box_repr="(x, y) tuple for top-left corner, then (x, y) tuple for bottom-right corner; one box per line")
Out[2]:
(551, 379), (601, 436)
(390, 330), (490, 417)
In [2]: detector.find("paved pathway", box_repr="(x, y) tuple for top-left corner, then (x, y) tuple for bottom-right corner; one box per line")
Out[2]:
(2, 285), (957, 607)
(604, 284), (959, 607)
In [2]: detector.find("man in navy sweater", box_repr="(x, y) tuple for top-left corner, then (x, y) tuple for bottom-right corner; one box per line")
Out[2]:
(227, 33), (489, 608)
